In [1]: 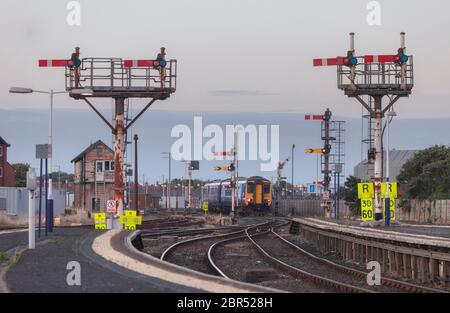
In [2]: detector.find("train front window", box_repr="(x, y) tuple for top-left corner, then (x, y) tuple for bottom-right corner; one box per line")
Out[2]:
(263, 184), (270, 193)
(247, 183), (255, 193)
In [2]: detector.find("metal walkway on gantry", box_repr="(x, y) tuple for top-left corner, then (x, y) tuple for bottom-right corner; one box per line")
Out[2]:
(65, 57), (177, 99)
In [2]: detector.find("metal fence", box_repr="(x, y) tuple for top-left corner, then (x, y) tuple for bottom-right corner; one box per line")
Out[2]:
(277, 198), (450, 225)
(0, 187), (69, 217)
(277, 199), (351, 218)
(398, 199), (450, 224)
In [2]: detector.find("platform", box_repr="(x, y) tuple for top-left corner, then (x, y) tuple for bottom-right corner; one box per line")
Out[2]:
(299, 217), (450, 240)
(1, 228), (197, 292)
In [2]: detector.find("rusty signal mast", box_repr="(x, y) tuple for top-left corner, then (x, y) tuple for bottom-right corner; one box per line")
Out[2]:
(313, 32), (413, 225)
(39, 47), (177, 227)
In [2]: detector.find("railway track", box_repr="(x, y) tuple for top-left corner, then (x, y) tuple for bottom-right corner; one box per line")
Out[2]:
(159, 221), (270, 274)
(139, 217), (204, 230)
(270, 228), (448, 293)
(207, 221), (446, 293)
(144, 217), (446, 293)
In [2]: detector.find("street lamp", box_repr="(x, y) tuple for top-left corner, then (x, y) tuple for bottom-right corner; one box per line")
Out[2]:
(385, 110), (397, 227)
(197, 183), (203, 209)
(10, 87), (67, 233)
(179, 160), (189, 206)
(162, 152), (171, 210)
(292, 144), (295, 199)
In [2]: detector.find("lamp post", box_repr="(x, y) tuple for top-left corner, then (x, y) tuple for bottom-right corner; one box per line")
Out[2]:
(197, 183), (203, 209)
(162, 152), (171, 210)
(9, 87), (67, 232)
(292, 144), (295, 199)
(385, 111), (397, 227)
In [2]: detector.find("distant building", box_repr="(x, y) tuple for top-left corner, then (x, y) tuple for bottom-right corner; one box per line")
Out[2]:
(354, 149), (419, 181)
(127, 182), (161, 211)
(71, 140), (115, 212)
(0, 136), (15, 187)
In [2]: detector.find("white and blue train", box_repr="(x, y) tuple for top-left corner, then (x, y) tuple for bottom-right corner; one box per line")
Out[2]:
(203, 176), (272, 215)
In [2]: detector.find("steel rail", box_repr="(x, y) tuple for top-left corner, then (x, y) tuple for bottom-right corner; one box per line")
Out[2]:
(244, 225), (376, 293)
(160, 221), (270, 261)
(271, 229), (448, 293)
(207, 220), (287, 279)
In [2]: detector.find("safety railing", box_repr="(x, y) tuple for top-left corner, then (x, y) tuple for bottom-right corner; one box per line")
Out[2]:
(65, 58), (177, 94)
(337, 56), (414, 92)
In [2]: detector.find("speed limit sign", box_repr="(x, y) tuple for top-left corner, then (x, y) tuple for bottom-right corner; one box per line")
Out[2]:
(360, 198), (374, 221)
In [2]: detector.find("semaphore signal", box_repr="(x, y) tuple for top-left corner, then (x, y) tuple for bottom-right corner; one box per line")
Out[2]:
(312, 32), (414, 226)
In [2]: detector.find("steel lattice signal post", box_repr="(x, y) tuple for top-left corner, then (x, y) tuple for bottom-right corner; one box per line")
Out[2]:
(313, 32), (413, 224)
(39, 48), (177, 227)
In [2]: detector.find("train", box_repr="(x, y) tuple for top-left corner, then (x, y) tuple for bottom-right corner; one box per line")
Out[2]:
(203, 176), (272, 215)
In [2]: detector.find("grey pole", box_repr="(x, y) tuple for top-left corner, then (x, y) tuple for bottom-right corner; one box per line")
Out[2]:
(48, 90), (54, 199)
(292, 144), (295, 199)
(27, 168), (37, 249)
(385, 111), (396, 226)
(168, 152), (171, 210)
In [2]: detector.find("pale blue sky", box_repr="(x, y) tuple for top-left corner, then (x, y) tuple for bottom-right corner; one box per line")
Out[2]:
(1, 0), (450, 117)
(1, 1), (450, 183)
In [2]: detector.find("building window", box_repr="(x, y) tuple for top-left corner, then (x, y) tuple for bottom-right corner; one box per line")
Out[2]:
(0, 146), (3, 157)
(0, 167), (3, 178)
(105, 161), (114, 171)
(96, 161), (103, 173)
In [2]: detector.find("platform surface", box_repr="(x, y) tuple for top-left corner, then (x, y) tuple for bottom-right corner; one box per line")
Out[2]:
(294, 217), (450, 239)
(2, 228), (198, 293)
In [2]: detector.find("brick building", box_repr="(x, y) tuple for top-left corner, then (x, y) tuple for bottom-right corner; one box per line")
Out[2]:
(0, 136), (15, 187)
(71, 140), (115, 212)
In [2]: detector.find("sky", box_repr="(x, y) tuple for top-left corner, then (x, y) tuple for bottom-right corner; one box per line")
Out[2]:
(1, 0), (450, 183)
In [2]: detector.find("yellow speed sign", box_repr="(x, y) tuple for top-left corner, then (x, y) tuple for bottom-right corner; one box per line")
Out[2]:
(202, 201), (209, 212)
(358, 182), (374, 199)
(360, 198), (374, 221)
(382, 198), (396, 221)
(94, 213), (107, 230)
(381, 182), (398, 199)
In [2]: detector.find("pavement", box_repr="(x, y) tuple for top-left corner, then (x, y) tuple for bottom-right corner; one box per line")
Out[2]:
(2, 227), (199, 292)
(313, 217), (450, 238)
(0, 230), (28, 253)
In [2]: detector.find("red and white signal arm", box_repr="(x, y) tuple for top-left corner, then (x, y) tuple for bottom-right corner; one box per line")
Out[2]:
(364, 55), (397, 64)
(313, 58), (345, 67)
(38, 59), (73, 67)
(107, 200), (117, 214)
(305, 114), (325, 120)
(214, 151), (231, 156)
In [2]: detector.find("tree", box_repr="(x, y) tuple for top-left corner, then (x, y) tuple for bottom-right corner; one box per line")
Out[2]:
(397, 145), (450, 200)
(12, 163), (30, 187)
(341, 176), (361, 215)
(51, 171), (75, 184)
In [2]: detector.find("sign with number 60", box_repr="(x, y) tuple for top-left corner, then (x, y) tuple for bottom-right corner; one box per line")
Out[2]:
(361, 198), (374, 221)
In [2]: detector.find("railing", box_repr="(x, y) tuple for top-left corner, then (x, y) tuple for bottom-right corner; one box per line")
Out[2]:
(337, 56), (414, 92)
(65, 58), (177, 93)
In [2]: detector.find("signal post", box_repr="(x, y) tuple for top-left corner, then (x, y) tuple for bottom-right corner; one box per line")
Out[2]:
(313, 32), (413, 225)
(305, 109), (333, 217)
(39, 47), (177, 228)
